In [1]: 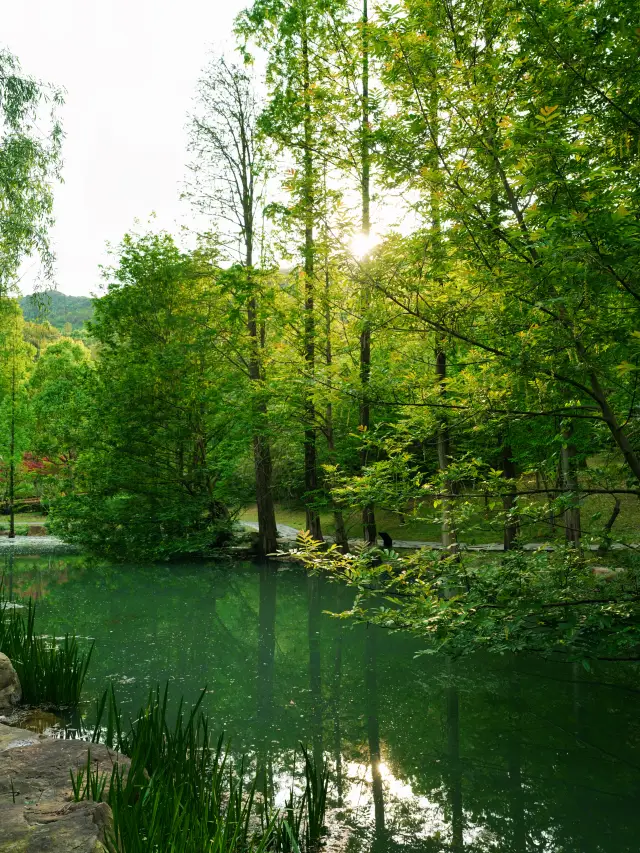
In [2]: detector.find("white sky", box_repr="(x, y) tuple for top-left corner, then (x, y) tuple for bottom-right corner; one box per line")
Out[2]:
(3, 0), (248, 297)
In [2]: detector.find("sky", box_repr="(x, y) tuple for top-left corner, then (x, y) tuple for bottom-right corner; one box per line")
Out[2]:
(3, 0), (248, 297)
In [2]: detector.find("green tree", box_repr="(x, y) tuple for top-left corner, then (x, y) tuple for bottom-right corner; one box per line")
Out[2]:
(186, 56), (279, 556)
(238, 0), (342, 540)
(0, 298), (34, 533)
(0, 49), (63, 292)
(50, 233), (248, 561)
(27, 337), (94, 501)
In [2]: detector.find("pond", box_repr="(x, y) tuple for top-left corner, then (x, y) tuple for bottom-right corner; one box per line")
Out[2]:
(4, 554), (640, 852)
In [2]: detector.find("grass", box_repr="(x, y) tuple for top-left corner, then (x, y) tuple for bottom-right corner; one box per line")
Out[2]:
(0, 589), (93, 707)
(241, 489), (640, 546)
(85, 684), (329, 853)
(239, 504), (441, 542)
(0, 513), (48, 530)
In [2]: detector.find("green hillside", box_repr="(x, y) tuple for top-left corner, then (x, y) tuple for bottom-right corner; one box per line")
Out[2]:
(21, 290), (94, 332)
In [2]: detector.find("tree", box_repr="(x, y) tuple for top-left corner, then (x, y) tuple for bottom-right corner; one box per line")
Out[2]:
(0, 298), (34, 533)
(27, 337), (94, 501)
(49, 233), (247, 561)
(187, 56), (279, 556)
(238, 0), (339, 541)
(0, 49), (63, 293)
(370, 0), (640, 488)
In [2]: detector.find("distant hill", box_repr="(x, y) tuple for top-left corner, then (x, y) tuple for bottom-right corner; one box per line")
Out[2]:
(21, 291), (95, 332)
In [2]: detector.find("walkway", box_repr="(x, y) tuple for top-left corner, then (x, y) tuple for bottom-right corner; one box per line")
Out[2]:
(238, 521), (633, 552)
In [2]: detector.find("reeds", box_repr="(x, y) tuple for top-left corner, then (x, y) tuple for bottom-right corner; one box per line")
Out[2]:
(70, 749), (109, 802)
(89, 684), (329, 853)
(0, 590), (93, 707)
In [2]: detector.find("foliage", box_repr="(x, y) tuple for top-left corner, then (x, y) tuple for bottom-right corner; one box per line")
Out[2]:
(0, 49), (63, 292)
(48, 232), (248, 560)
(21, 291), (95, 333)
(292, 532), (640, 661)
(70, 749), (109, 803)
(5, 1), (640, 660)
(0, 298), (35, 513)
(27, 337), (93, 500)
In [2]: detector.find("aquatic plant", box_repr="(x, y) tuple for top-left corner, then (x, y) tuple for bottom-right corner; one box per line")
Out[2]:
(0, 590), (93, 707)
(70, 749), (109, 802)
(261, 747), (328, 853)
(90, 684), (328, 853)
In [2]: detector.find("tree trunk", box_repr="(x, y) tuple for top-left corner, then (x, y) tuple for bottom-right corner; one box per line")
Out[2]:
(302, 12), (322, 542)
(323, 178), (349, 552)
(253, 427), (278, 556)
(8, 346), (16, 540)
(359, 0), (376, 546)
(436, 348), (458, 553)
(502, 442), (519, 550)
(588, 368), (640, 484)
(326, 404), (348, 550)
(247, 286), (278, 555)
(561, 420), (581, 546)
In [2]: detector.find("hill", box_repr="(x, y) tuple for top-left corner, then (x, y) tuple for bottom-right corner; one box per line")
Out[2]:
(21, 291), (94, 332)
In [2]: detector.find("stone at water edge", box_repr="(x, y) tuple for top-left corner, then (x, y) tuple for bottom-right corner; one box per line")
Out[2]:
(0, 800), (113, 853)
(0, 654), (21, 714)
(0, 723), (131, 851)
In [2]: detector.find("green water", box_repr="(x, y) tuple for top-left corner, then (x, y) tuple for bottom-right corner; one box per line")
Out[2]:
(5, 556), (640, 852)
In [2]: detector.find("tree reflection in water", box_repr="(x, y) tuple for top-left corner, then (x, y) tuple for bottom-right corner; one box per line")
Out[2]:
(16, 557), (640, 853)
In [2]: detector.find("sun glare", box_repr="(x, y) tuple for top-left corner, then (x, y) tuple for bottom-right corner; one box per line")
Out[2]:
(350, 230), (380, 260)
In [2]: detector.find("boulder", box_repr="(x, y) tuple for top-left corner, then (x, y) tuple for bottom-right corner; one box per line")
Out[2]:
(0, 654), (21, 713)
(0, 723), (129, 851)
(0, 800), (113, 852)
(0, 723), (129, 804)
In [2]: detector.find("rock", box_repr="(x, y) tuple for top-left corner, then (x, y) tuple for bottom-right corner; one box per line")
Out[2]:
(0, 723), (42, 752)
(0, 723), (129, 851)
(0, 724), (129, 804)
(27, 524), (48, 537)
(0, 800), (113, 852)
(0, 654), (21, 714)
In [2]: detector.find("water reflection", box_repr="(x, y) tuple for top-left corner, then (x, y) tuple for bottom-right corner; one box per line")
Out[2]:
(5, 555), (640, 852)
(256, 565), (277, 794)
(365, 626), (386, 844)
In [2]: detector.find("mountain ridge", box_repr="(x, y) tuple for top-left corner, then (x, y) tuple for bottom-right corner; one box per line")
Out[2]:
(20, 290), (95, 332)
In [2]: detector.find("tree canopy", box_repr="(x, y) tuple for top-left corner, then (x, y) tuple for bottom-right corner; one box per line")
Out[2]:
(3, 0), (640, 661)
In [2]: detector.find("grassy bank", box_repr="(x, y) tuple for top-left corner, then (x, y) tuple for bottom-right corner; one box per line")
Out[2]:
(241, 488), (640, 546)
(0, 513), (48, 531)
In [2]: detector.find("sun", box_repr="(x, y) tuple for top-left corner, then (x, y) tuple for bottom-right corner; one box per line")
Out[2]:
(349, 230), (380, 260)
